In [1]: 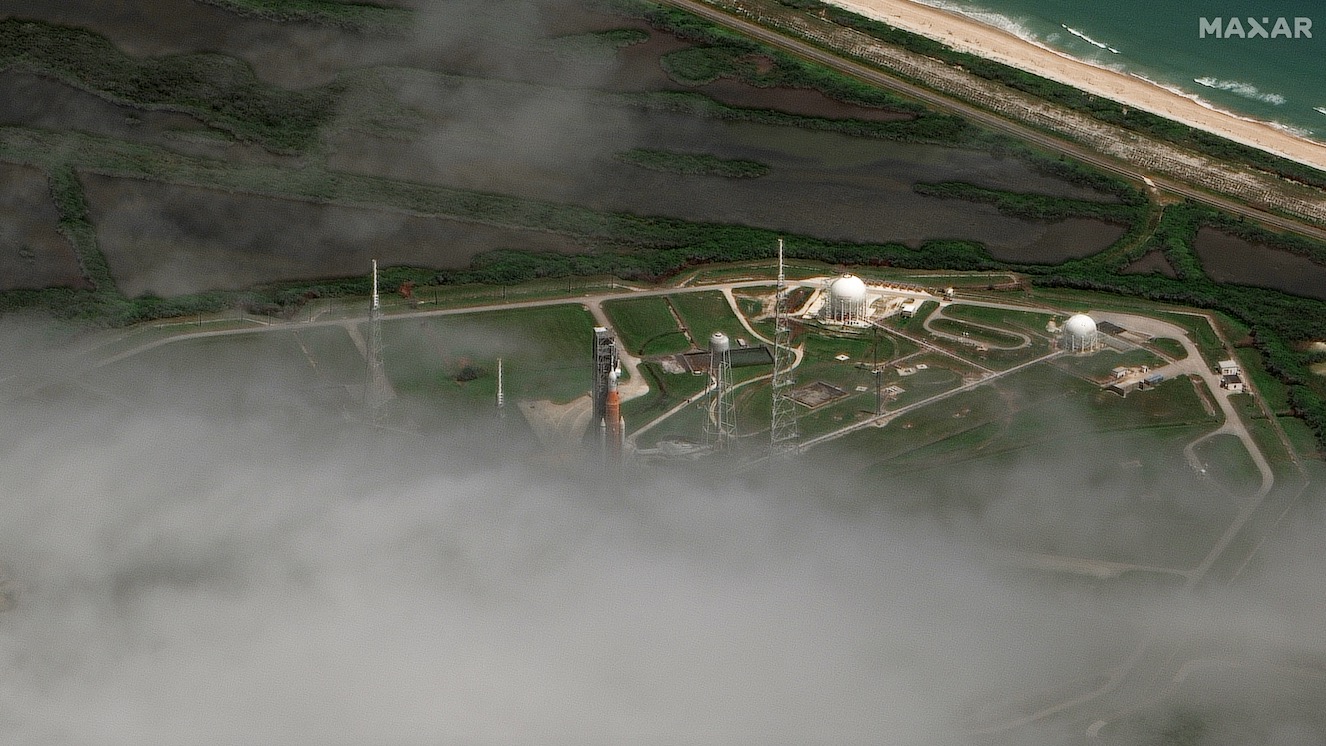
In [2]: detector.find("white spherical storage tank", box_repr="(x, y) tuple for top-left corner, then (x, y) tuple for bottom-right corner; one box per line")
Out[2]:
(823, 274), (868, 324)
(1062, 313), (1098, 352)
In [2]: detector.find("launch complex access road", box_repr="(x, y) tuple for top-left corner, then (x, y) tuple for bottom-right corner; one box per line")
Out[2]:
(57, 271), (1281, 474)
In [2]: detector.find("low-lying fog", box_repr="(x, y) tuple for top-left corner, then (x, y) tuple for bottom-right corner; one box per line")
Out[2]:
(0, 320), (1324, 745)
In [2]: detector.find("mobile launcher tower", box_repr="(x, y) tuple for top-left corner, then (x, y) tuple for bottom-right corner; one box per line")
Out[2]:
(591, 327), (624, 464)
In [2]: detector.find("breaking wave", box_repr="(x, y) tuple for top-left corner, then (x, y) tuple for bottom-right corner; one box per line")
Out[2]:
(912, 0), (1038, 43)
(1193, 77), (1287, 105)
(1061, 24), (1120, 54)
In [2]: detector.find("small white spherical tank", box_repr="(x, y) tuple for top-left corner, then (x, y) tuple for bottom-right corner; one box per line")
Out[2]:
(825, 274), (868, 323)
(709, 331), (730, 354)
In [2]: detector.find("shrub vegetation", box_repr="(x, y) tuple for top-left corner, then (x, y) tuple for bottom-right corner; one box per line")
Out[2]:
(0, 20), (339, 153)
(195, 0), (411, 31)
(615, 148), (771, 178)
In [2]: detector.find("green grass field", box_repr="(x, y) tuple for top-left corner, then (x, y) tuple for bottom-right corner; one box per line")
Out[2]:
(1052, 347), (1165, 381)
(1148, 337), (1188, 360)
(929, 317), (1027, 348)
(826, 364), (1232, 565)
(83, 327), (360, 421)
(1280, 416), (1323, 459)
(620, 362), (708, 430)
(941, 303), (1053, 333)
(1234, 346), (1291, 413)
(909, 317), (1050, 370)
(1193, 433), (1262, 497)
(1156, 311), (1229, 371)
(602, 297), (686, 356)
(801, 329), (893, 366)
(668, 291), (747, 348)
(381, 304), (595, 409)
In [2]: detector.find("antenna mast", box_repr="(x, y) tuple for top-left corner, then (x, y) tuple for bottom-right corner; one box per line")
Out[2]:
(365, 259), (391, 426)
(769, 238), (799, 456)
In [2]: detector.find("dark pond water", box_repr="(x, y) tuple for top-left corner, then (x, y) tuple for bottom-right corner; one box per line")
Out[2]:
(83, 175), (586, 297)
(11, 0), (1136, 294)
(0, 0), (651, 89)
(328, 83), (1122, 257)
(0, 163), (85, 290)
(1193, 227), (1326, 301)
(980, 219), (1125, 263)
(1120, 250), (1177, 277)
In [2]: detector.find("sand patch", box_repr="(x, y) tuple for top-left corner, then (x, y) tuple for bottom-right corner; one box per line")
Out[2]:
(519, 396), (591, 447)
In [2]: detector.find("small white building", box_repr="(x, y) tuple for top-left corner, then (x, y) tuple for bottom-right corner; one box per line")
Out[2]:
(1219, 359), (1240, 377)
(899, 298), (923, 318)
(1221, 374), (1245, 393)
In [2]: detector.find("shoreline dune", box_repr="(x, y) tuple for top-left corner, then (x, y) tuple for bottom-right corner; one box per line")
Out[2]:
(822, 0), (1326, 174)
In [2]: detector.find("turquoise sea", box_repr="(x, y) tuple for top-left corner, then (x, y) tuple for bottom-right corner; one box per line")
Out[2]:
(910, 0), (1326, 143)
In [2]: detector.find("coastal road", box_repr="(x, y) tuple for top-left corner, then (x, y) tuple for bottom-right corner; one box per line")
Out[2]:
(659, 0), (1326, 241)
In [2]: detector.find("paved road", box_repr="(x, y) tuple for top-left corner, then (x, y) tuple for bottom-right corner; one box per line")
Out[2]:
(71, 279), (791, 373)
(923, 303), (1032, 350)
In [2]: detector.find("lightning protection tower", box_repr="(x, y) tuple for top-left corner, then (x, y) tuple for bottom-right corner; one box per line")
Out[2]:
(769, 238), (799, 456)
(365, 259), (391, 426)
(706, 331), (736, 450)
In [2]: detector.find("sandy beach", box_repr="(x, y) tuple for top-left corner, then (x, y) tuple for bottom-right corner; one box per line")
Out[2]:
(824, 0), (1326, 174)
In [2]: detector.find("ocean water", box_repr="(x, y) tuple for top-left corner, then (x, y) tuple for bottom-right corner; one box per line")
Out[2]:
(908, 0), (1326, 143)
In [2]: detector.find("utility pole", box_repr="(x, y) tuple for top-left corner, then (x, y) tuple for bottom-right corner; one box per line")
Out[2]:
(873, 323), (883, 416)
